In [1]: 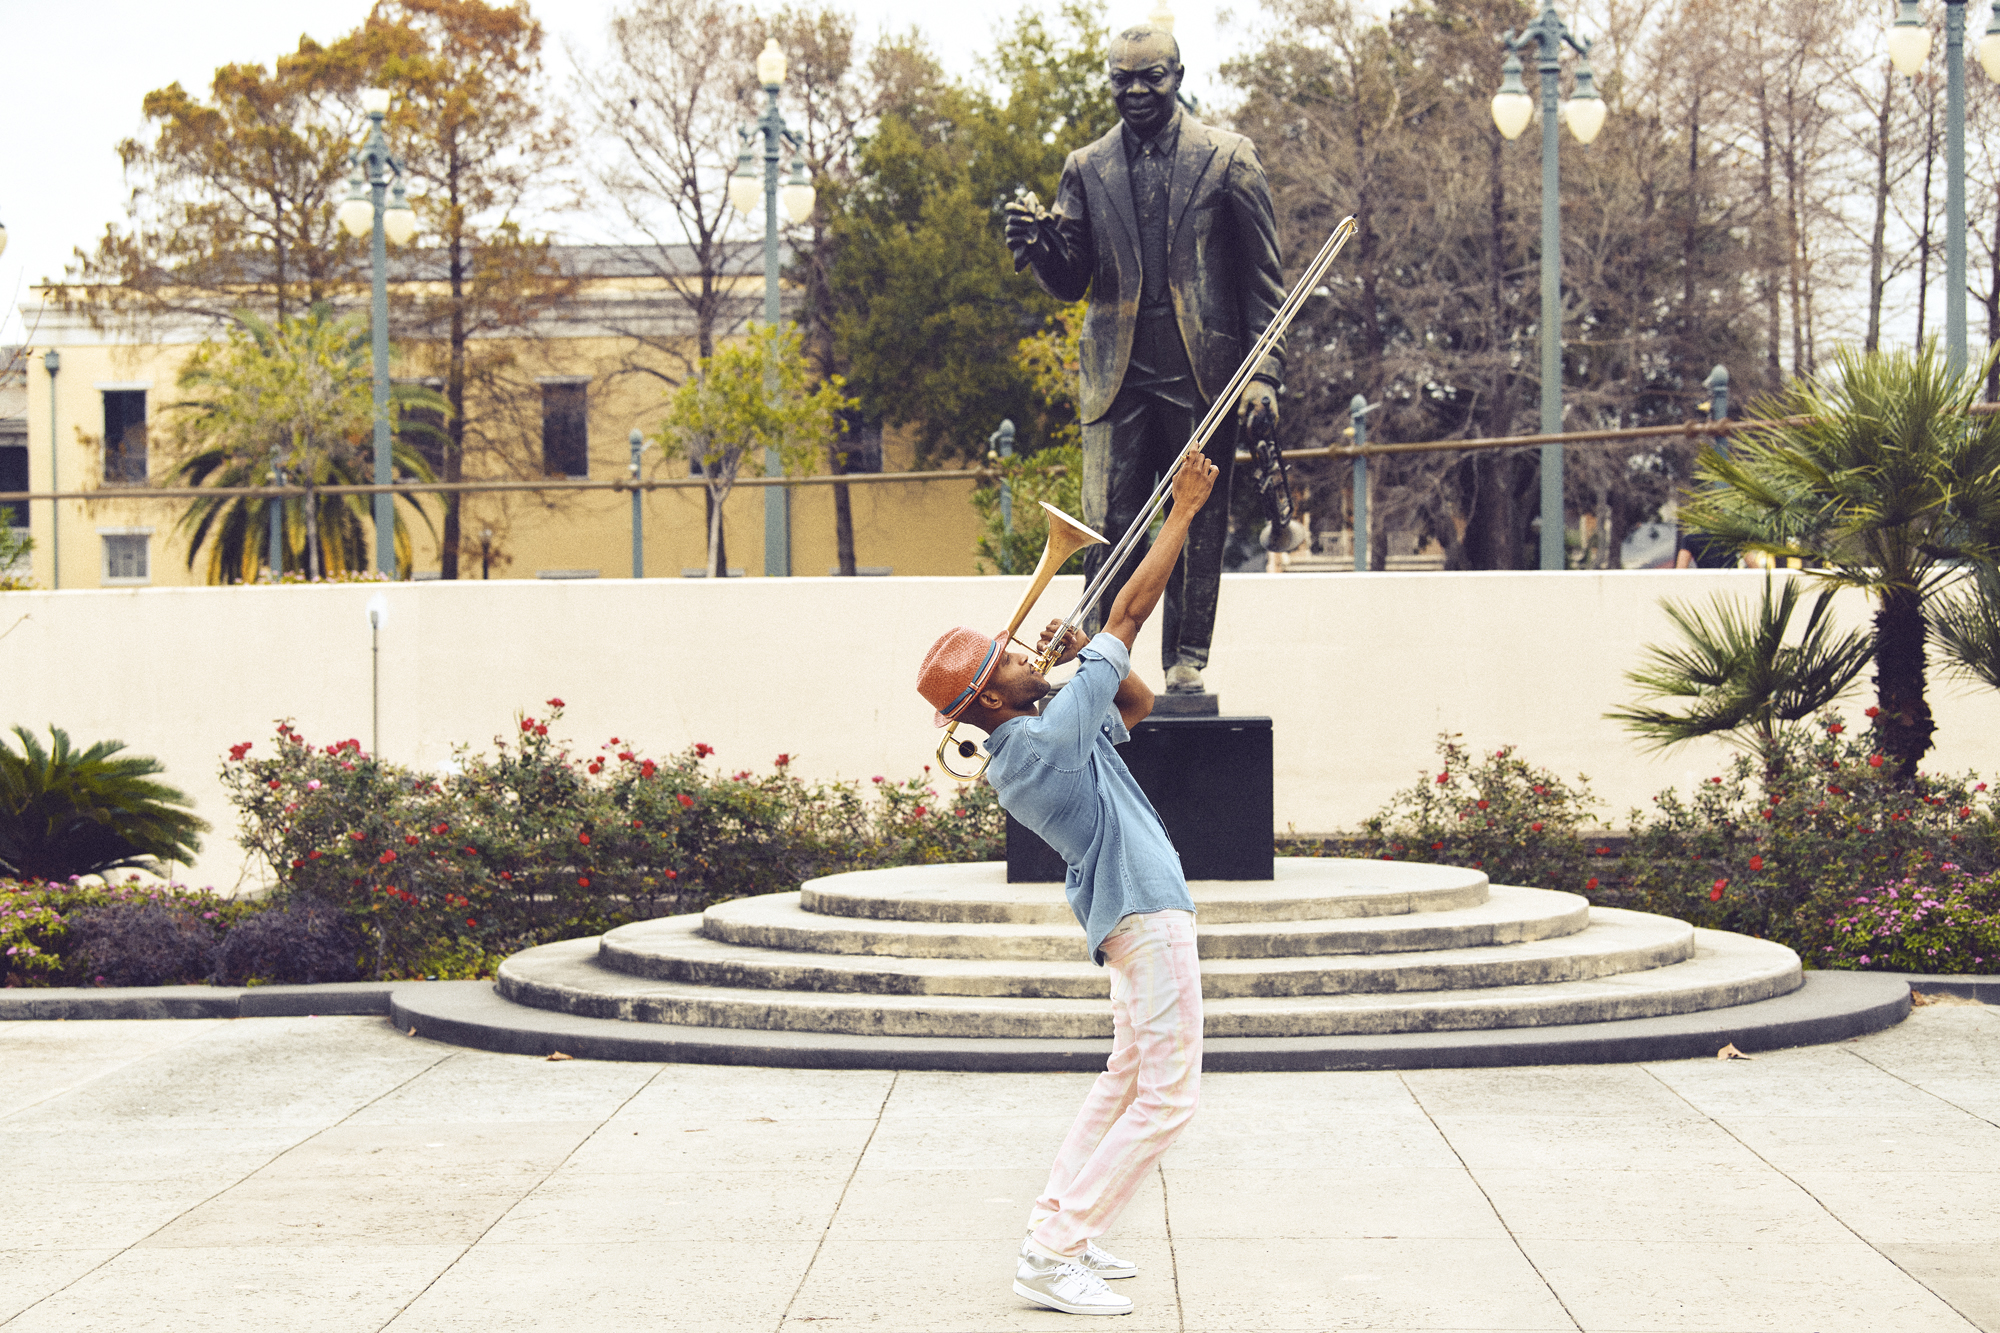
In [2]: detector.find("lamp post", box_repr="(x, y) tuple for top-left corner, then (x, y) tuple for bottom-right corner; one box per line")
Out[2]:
(728, 39), (816, 578)
(268, 450), (286, 578)
(337, 88), (418, 578)
(43, 349), (58, 587)
(1889, 1), (2000, 375)
(629, 428), (648, 579)
(1492, 4), (1606, 571)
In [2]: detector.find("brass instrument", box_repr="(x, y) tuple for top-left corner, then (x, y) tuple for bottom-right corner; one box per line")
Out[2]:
(936, 501), (1106, 781)
(936, 215), (1360, 784)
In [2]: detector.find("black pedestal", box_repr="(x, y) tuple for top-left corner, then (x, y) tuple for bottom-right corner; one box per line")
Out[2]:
(1005, 715), (1273, 882)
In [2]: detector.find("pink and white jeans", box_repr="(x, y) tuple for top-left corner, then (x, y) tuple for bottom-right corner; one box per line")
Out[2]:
(1028, 908), (1203, 1258)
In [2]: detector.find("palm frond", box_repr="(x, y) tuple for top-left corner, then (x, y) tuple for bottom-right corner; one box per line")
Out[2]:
(1928, 562), (2000, 693)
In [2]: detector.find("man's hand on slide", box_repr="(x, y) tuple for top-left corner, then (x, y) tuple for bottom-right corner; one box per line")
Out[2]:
(1170, 451), (1220, 514)
(1036, 619), (1085, 667)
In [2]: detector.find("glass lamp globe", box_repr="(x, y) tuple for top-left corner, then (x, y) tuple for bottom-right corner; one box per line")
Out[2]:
(1492, 54), (1533, 141)
(1566, 65), (1607, 145)
(360, 87), (391, 115)
(780, 161), (815, 223)
(1888, 3), (1932, 76)
(338, 191), (374, 240)
(384, 186), (417, 245)
(728, 157), (762, 216)
(757, 38), (787, 88)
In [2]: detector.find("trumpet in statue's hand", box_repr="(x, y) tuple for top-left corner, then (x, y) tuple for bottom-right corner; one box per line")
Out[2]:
(1004, 188), (1054, 273)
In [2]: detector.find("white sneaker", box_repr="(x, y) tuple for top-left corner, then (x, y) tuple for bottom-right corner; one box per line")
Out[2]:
(1082, 1239), (1138, 1280)
(1027, 1230), (1138, 1280)
(1014, 1244), (1134, 1316)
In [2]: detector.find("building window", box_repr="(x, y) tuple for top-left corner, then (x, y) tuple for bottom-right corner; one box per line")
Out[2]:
(0, 443), (26, 530)
(103, 533), (150, 583)
(540, 380), (589, 478)
(103, 390), (148, 485)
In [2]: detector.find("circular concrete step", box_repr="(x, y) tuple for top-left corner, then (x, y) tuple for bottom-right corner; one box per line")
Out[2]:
(800, 859), (1488, 925)
(697, 883), (1581, 963)
(494, 916), (1794, 1040)
(583, 900), (1682, 1000)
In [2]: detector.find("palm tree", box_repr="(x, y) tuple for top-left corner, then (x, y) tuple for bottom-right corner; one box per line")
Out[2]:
(164, 305), (445, 582)
(1928, 560), (2000, 692)
(1679, 343), (2000, 780)
(0, 726), (206, 881)
(1608, 575), (1874, 777)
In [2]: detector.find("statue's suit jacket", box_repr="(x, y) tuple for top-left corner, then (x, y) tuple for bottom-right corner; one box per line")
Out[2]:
(1026, 114), (1287, 425)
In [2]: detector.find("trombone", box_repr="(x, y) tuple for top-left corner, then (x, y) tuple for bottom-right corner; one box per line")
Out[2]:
(937, 215), (1360, 784)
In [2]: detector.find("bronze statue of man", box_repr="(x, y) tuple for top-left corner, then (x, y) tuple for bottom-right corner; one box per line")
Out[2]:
(1005, 26), (1286, 697)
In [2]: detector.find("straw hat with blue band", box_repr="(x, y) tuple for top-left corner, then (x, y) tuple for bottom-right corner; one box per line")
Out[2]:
(918, 626), (1012, 727)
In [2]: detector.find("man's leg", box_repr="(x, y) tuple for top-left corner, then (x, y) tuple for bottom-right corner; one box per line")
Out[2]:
(1028, 910), (1203, 1258)
(1028, 922), (1145, 1235)
(1160, 412), (1237, 678)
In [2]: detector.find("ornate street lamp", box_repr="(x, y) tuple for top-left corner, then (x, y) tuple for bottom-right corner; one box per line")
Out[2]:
(338, 87), (419, 577)
(1887, 1), (2000, 374)
(728, 38), (815, 577)
(1493, 4), (1606, 571)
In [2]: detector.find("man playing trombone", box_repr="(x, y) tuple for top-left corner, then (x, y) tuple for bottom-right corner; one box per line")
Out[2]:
(915, 450), (1219, 1318)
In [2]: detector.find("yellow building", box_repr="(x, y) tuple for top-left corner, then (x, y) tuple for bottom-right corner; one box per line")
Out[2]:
(7, 246), (985, 590)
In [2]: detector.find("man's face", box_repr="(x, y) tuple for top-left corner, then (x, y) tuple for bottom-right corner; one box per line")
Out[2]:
(981, 650), (1052, 712)
(1109, 34), (1182, 139)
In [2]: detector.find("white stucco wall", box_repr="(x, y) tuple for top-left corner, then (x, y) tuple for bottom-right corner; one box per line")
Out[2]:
(4, 569), (1996, 894)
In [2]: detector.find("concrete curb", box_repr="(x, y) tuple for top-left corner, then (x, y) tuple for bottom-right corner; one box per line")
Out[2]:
(0, 983), (399, 1020)
(1903, 974), (2000, 1004)
(388, 970), (1915, 1071)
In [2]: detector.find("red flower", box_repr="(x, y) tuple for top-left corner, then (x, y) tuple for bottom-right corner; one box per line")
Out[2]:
(1710, 879), (1726, 901)
(466, 918), (477, 928)
(872, 776), (885, 784)
(1585, 877), (1599, 890)
(267, 779), (281, 790)
(775, 753), (792, 768)
(1477, 800), (1489, 810)
(695, 743), (715, 757)
(433, 823), (449, 835)
(1959, 807), (1973, 819)
(521, 719), (536, 732)
(229, 742), (253, 761)
(350, 831), (366, 841)
(914, 806), (928, 817)
(587, 761), (604, 774)
(618, 751), (635, 762)
(463, 846), (478, 855)
(1827, 723), (1844, 735)
(534, 724), (548, 737)
(677, 793), (694, 808)
(1530, 822), (1544, 832)
(1869, 754), (1885, 768)
(578, 832), (590, 844)
(405, 834), (419, 845)
(1865, 706), (1880, 718)
(664, 869), (678, 879)
(640, 761), (657, 778)
(379, 851), (398, 864)
(1533, 785), (1547, 795)
(1431, 841), (1444, 850)
(1435, 773), (1449, 785)
(291, 859), (304, 869)
(1596, 846), (1611, 856)
(499, 871), (512, 881)
(547, 697), (565, 708)
(577, 876), (590, 887)
(1749, 855), (1764, 871)
(309, 850), (321, 860)
(1710, 777), (1723, 785)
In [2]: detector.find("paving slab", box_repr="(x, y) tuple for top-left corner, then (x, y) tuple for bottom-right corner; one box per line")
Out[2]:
(0, 1003), (1992, 1333)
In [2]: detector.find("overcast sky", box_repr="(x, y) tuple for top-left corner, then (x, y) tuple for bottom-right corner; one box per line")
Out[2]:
(0, 0), (1296, 345)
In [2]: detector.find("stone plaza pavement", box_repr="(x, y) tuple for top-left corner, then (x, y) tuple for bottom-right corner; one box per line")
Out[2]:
(1, 1001), (1995, 1333)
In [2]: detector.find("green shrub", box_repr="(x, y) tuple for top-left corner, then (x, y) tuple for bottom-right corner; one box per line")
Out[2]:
(1614, 714), (1999, 953)
(0, 726), (207, 881)
(1, 877), (250, 987)
(1328, 736), (1602, 893)
(1817, 869), (2000, 973)
(222, 702), (1003, 980)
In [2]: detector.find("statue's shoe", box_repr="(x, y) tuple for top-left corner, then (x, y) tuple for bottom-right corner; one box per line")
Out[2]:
(1164, 663), (1204, 694)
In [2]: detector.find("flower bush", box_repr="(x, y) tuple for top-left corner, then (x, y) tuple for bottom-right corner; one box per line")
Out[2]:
(221, 703), (1002, 981)
(1330, 736), (1600, 893)
(1817, 868), (2000, 973)
(1613, 714), (1998, 955)
(2, 876), (250, 987)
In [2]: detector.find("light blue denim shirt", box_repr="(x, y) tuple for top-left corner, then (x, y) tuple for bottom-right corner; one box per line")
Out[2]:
(983, 633), (1195, 964)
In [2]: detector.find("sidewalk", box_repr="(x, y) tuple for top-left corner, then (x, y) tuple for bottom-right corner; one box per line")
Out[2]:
(1, 1000), (1994, 1333)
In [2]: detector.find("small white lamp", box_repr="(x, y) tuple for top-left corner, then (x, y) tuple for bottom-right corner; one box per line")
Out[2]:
(1566, 60), (1607, 145)
(1492, 52), (1534, 141)
(1889, 0), (1933, 76)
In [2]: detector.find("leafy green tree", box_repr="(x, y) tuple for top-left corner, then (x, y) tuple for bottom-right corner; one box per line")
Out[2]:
(0, 727), (207, 882)
(1681, 344), (2000, 779)
(0, 526), (33, 592)
(654, 323), (854, 577)
(1607, 575), (1874, 774)
(164, 305), (442, 582)
(828, 0), (1114, 464)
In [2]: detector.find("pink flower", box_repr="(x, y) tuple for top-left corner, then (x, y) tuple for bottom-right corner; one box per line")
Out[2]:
(307, 779), (322, 791)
